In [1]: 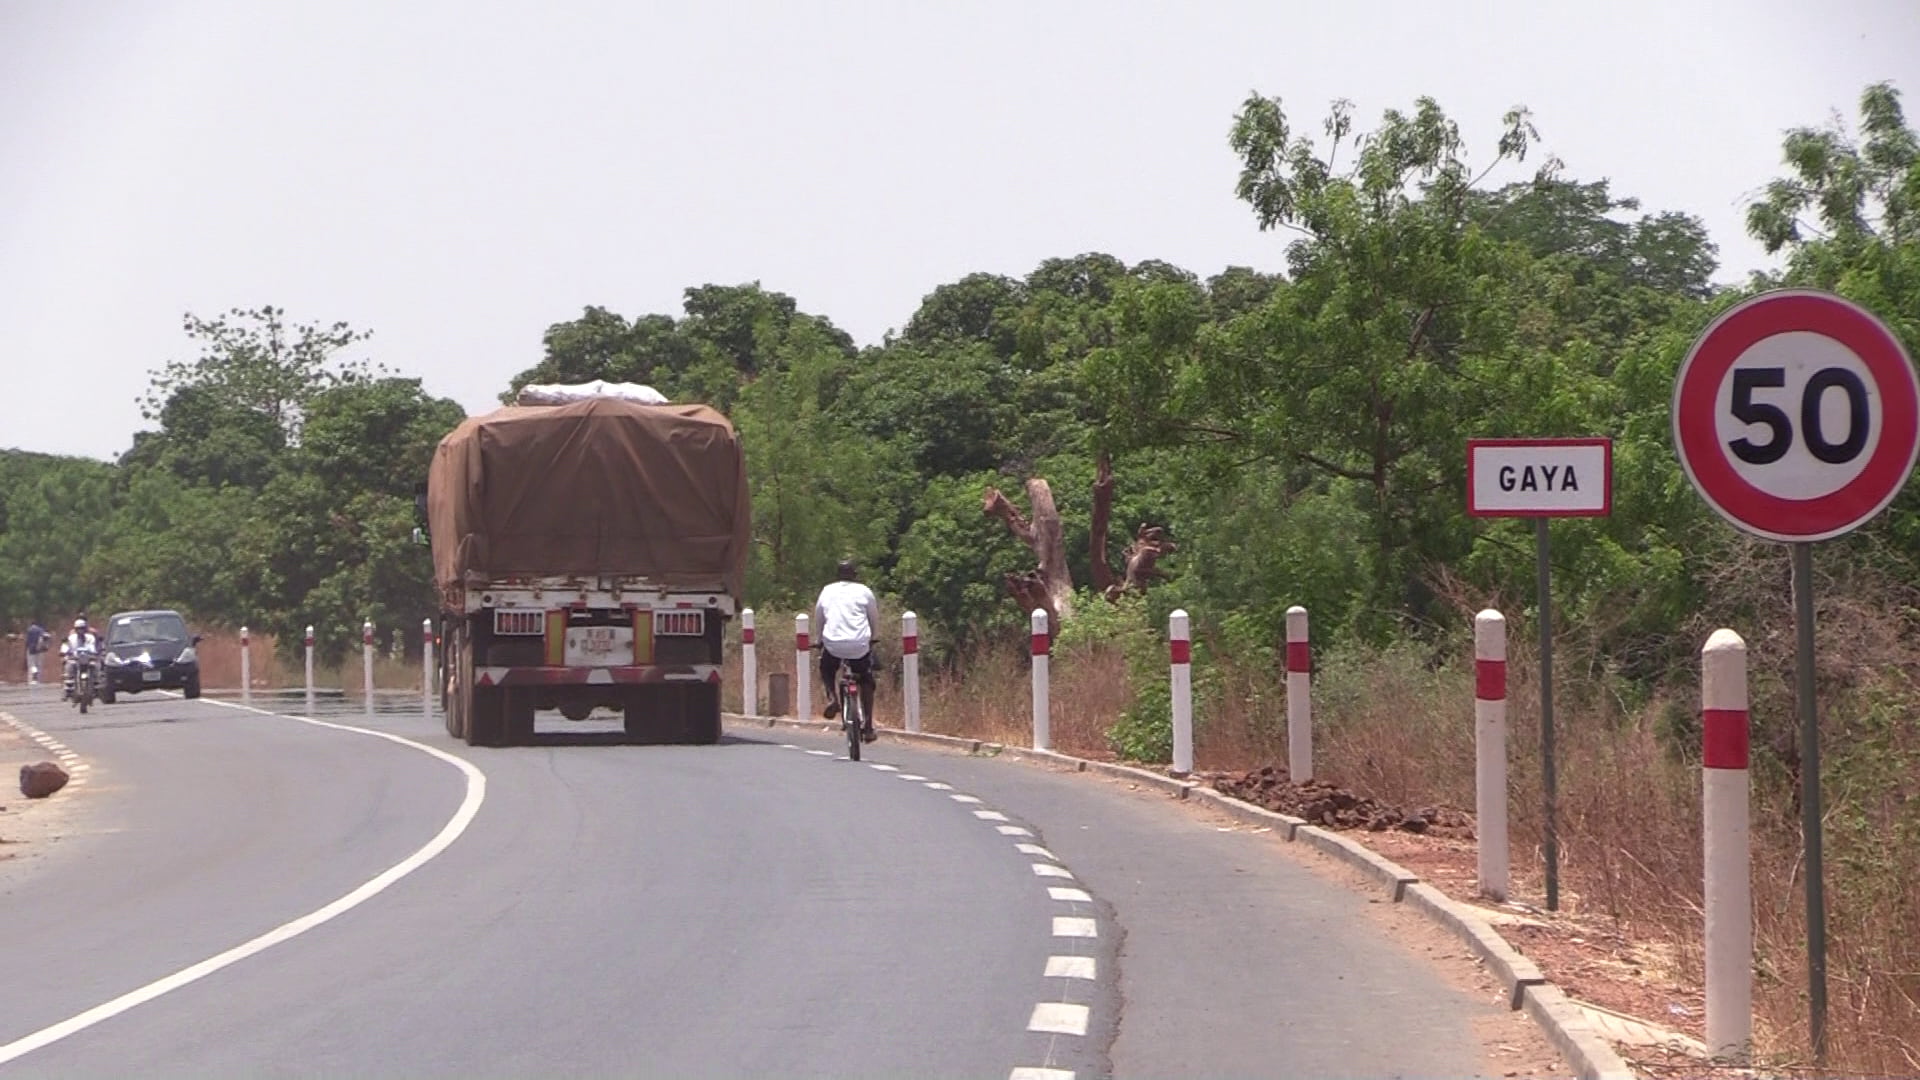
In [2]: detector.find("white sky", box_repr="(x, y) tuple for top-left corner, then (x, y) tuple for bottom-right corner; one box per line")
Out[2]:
(3, 0), (1916, 461)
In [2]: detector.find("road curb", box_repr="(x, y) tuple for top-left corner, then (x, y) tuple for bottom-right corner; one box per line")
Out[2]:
(1295, 825), (1420, 901)
(725, 710), (1637, 1080)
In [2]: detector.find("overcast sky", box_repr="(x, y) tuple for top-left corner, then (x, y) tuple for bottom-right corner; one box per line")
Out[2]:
(3, 0), (1916, 461)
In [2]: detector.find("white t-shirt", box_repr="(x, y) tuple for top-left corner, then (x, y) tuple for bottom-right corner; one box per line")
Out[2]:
(813, 580), (880, 659)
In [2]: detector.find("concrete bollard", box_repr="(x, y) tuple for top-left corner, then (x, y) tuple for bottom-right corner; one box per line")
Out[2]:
(741, 608), (758, 717)
(902, 611), (921, 733)
(1703, 628), (1753, 1063)
(422, 618), (435, 722)
(362, 621), (375, 718)
(1475, 609), (1510, 901)
(304, 625), (315, 716)
(795, 614), (811, 724)
(1286, 605), (1312, 782)
(1031, 609), (1051, 750)
(1170, 609), (1193, 776)
(240, 625), (252, 707)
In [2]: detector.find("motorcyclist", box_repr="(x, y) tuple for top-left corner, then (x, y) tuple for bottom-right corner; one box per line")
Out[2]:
(61, 617), (104, 700)
(814, 558), (881, 742)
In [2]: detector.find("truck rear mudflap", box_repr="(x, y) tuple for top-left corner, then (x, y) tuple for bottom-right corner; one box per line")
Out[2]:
(474, 664), (721, 687)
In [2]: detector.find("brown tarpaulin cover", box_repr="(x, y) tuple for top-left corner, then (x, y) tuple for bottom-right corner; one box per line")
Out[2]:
(428, 398), (751, 602)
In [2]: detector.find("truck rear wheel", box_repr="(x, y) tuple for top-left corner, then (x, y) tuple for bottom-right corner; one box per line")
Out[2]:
(684, 683), (721, 745)
(505, 689), (536, 745)
(466, 685), (506, 747)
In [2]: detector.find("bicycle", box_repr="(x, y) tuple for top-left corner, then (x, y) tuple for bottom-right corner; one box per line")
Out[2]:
(813, 643), (872, 761)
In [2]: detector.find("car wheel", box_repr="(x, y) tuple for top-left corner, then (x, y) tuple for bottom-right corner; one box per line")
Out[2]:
(184, 676), (201, 700)
(101, 684), (116, 705)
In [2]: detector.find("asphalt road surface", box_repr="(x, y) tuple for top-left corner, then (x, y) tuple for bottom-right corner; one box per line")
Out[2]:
(0, 686), (1527, 1079)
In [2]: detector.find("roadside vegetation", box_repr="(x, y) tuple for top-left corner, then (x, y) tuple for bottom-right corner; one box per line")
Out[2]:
(4, 82), (1918, 1072)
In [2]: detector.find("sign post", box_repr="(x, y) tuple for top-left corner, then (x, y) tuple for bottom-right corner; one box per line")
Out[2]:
(1468, 436), (1613, 912)
(1672, 288), (1920, 1063)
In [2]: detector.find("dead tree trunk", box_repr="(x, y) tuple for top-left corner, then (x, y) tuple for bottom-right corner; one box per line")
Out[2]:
(1089, 453), (1115, 596)
(983, 479), (1075, 630)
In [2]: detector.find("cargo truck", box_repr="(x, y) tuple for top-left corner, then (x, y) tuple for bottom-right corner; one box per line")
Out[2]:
(426, 390), (751, 747)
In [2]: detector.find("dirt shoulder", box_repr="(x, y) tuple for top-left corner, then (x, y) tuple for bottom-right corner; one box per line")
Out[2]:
(0, 710), (100, 886)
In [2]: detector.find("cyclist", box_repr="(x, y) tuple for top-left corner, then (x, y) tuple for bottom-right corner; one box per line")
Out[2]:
(813, 557), (880, 742)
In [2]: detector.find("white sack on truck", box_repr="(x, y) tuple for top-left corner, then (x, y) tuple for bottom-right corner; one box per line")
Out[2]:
(514, 380), (669, 406)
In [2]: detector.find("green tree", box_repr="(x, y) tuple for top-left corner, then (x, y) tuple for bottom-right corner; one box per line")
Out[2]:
(141, 306), (383, 439)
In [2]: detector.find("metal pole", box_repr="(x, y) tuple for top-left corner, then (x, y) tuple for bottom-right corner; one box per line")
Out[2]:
(1792, 541), (1827, 1063)
(1537, 516), (1558, 912)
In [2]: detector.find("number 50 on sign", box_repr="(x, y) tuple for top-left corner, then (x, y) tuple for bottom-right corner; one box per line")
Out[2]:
(1673, 289), (1920, 543)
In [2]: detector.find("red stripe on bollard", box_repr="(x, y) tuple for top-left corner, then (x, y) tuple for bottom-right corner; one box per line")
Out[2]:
(1031, 632), (1049, 657)
(1285, 641), (1309, 673)
(1475, 658), (1507, 701)
(1171, 639), (1191, 665)
(742, 628), (755, 644)
(797, 632), (809, 651)
(902, 634), (918, 655)
(1703, 708), (1749, 770)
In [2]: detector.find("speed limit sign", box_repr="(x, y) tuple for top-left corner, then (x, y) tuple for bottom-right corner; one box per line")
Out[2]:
(1673, 289), (1920, 542)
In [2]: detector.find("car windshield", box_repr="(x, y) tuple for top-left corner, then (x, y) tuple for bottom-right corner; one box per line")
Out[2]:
(108, 614), (189, 646)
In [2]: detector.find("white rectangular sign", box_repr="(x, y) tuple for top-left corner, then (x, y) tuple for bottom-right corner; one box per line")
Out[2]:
(1467, 439), (1612, 517)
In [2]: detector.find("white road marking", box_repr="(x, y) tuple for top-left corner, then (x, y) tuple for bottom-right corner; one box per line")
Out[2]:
(973, 810), (1009, 822)
(805, 749), (834, 757)
(1052, 916), (1098, 938)
(950, 794), (982, 804)
(1010, 1069), (1075, 1080)
(996, 825), (1033, 837)
(1016, 843), (1057, 860)
(778, 743), (801, 750)
(867, 763), (898, 772)
(1045, 955), (1097, 980)
(0, 698), (488, 1068)
(1027, 1002), (1090, 1036)
(68, 763), (90, 773)
(923, 781), (954, 790)
(897, 774), (926, 781)
(1047, 887), (1092, 903)
(1031, 863), (1074, 879)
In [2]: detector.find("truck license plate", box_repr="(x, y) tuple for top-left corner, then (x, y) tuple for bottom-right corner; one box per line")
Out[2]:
(583, 628), (616, 654)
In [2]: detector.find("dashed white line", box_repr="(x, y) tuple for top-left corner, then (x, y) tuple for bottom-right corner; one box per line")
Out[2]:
(1052, 916), (1099, 939)
(778, 743), (801, 750)
(1031, 863), (1074, 879)
(867, 763), (898, 772)
(898, 773), (927, 781)
(1010, 1068), (1075, 1080)
(996, 825), (1033, 837)
(974, 810), (1009, 822)
(1026, 1002), (1091, 1036)
(924, 781), (954, 790)
(805, 749), (834, 757)
(1047, 887), (1092, 903)
(1016, 843), (1057, 860)
(951, 794), (982, 804)
(1045, 955), (1097, 980)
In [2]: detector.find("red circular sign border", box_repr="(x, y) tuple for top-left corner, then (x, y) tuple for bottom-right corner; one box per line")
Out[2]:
(1673, 289), (1920, 542)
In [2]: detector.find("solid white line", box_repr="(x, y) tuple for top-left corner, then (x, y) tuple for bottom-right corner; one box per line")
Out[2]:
(1045, 955), (1096, 980)
(950, 794), (982, 804)
(974, 810), (1009, 822)
(1027, 1002), (1090, 1036)
(1031, 863), (1074, 879)
(1010, 1068), (1075, 1080)
(1052, 916), (1098, 938)
(0, 698), (488, 1067)
(1047, 887), (1092, 903)
(1016, 843), (1057, 860)
(996, 825), (1033, 837)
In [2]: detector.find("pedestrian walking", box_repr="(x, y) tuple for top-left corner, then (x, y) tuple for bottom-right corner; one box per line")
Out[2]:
(25, 618), (48, 685)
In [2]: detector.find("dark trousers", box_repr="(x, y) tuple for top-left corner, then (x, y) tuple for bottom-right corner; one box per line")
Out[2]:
(819, 647), (876, 723)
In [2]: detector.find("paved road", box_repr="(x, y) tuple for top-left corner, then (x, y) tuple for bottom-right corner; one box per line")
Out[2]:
(0, 688), (1522, 1078)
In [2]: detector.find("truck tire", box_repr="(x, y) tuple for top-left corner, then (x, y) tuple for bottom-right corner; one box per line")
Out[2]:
(445, 625), (469, 740)
(622, 689), (673, 744)
(684, 683), (722, 745)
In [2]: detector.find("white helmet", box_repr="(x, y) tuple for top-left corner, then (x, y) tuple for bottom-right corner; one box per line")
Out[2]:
(73, 618), (87, 630)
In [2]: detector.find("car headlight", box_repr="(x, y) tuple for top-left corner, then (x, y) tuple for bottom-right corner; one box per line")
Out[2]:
(177, 647), (197, 665)
(104, 652), (124, 665)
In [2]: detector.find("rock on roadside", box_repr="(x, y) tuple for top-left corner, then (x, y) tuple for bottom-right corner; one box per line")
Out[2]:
(20, 762), (69, 799)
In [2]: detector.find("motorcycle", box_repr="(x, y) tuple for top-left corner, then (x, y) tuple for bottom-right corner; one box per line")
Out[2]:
(65, 645), (101, 713)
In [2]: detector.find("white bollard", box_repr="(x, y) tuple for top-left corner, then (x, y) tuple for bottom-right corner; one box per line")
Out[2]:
(1703, 628), (1753, 1063)
(363, 620), (375, 718)
(795, 613), (811, 723)
(304, 625), (315, 716)
(1286, 605), (1312, 782)
(422, 618), (435, 722)
(1031, 608), (1051, 750)
(1474, 609), (1510, 901)
(902, 611), (921, 734)
(741, 609), (758, 717)
(1170, 609), (1193, 776)
(240, 625), (252, 707)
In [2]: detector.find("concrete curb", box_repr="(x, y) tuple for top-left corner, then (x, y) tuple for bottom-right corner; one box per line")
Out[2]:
(1295, 825), (1421, 902)
(724, 711), (1638, 1080)
(1523, 985), (1640, 1080)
